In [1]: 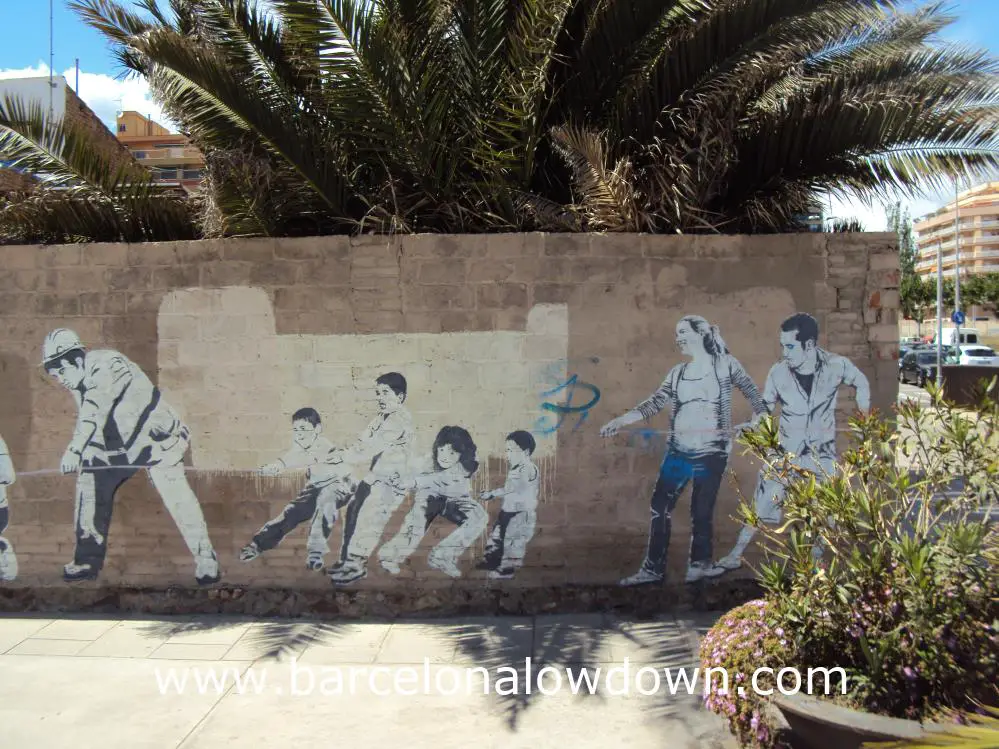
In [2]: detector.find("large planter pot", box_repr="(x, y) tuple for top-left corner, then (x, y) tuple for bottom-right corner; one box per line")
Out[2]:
(772, 692), (949, 749)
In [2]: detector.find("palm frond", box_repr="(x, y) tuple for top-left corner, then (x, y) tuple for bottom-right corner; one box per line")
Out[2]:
(550, 125), (649, 231)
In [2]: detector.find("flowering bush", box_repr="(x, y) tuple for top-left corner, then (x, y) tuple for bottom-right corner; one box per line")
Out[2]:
(704, 380), (999, 746)
(700, 599), (791, 749)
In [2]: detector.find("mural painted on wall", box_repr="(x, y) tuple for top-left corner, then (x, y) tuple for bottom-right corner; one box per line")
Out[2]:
(41, 328), (221, 585)
(600, 315), (767, 586)
(378, 425), (487, 578)
(0, 283), (875, 589)
(329, 372), (415, 584)
(152, 288), (565, 585)
(713, 312), (871, 573)
(0, 431), (16, 582)
(239, 407), (356, 571)
(600, 312), (870, 586)
(477, 430), (540, 579)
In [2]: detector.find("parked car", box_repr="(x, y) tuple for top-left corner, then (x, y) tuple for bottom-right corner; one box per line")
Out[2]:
(899, 348), (959, 386)
(957, 345), (999, 367)
(898, 341), (929, 369)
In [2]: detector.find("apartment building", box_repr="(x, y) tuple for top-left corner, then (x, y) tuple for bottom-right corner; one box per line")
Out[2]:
(914, 182), (999, 279)
(116, 111), (205, 193)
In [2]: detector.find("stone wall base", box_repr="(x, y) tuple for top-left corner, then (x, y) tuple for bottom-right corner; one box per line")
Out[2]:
(0, 580), (762, 619)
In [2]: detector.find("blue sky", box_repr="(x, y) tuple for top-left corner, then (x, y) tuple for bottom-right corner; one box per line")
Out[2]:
(1, 0), (997, 228)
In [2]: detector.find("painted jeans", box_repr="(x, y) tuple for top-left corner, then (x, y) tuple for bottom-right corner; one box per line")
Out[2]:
(70, 446), (216, 580)
(640, 449), (728, 576)
(252, 479), (347, 557)
(379, 494), (488, 568)
(480, 509), (536, 571)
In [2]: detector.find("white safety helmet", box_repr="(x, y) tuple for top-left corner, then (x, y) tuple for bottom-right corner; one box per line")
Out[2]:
(41, 328), (85, 367)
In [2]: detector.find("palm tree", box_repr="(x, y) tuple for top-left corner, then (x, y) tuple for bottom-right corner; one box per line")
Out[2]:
(0, 95), (197, 243)
(11, 0), (999, 240)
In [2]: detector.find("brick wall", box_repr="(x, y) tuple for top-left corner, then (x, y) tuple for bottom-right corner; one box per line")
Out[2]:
(0, 232), (899, 614)
(0, 165), (38, 194)
(63, 87), (137, 174)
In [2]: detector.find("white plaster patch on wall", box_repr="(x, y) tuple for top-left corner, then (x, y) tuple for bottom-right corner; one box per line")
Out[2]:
(156, 286), (569, 472)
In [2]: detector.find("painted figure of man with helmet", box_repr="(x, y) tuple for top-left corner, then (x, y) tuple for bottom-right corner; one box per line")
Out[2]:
(41, 328), (221, 584)
(0, 431), (17, 581)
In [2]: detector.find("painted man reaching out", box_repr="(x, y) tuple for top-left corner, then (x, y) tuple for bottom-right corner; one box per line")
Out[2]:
(713, 313), (870, 572)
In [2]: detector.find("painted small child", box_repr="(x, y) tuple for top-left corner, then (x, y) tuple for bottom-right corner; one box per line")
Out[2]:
(240, 408), (354, 570)
(476, 430), (539, 579)
(378, 425), (488, 578)
(0, 433), (18, 582)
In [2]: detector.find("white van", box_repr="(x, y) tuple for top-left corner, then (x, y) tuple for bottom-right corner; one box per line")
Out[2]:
(931, 327), (981, 346)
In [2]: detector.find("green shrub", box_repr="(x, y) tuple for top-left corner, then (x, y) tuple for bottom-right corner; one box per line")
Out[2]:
(703, 379), (999, 746)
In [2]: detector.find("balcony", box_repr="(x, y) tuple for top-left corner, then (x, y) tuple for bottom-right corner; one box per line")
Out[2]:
(130, 146), (203, 166)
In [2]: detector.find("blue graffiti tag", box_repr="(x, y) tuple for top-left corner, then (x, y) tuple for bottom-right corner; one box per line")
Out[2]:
(626, 427), (667, 453)
(532, 373), (601, 435)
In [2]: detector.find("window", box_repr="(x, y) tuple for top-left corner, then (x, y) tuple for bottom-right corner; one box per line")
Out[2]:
(182, 170), (202, 180)
(964, 348), (995, 357)
(118, 124), (126, 132)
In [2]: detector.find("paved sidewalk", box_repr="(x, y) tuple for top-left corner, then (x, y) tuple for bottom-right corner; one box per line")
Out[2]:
(0, 610), (738, 749)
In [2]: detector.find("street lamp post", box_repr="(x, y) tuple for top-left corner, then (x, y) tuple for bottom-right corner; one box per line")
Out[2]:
(954, 178), (962, 317)
(937, 238), (944, 386)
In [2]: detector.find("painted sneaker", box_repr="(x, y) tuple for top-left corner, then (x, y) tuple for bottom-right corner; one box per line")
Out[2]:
(685, 561), (726, 583)
(63, 561), (98, 582)
(0, 540), (17, 582)
(195, 552), (221, 585)
(713, 553), (743, 571)
(380, 558), (401, 575)
(306, 552), (325, 571)
(329, 561), (366, 585)
(239, 543), (260, 562)
(427, 552), (461, 578)
(619, 568), (663, 586)
(487, 567), (515, 580)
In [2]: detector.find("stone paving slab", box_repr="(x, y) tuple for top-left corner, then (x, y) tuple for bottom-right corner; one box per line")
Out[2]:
(0, 611), (738, 749)
(0, 654), (242, 749)
(0, 615), (53, 654)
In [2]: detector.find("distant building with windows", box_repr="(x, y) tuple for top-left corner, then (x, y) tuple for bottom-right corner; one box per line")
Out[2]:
(792, 200), (824, 232)
(115, 111), (205, 193)
(914, 182), (999, 279)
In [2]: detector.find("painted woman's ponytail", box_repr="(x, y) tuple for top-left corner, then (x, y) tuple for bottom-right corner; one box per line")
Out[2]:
(710, 325), (729, 356)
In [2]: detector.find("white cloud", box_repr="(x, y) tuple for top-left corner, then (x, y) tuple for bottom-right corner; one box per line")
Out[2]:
(0, 60), (176, 133)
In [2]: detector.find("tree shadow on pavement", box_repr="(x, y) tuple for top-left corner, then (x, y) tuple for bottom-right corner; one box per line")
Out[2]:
(136, 615), (355, 661)
(441, 613), (610, 730)
(440, 612), (712, 731)
(131, 608), (730, 739)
